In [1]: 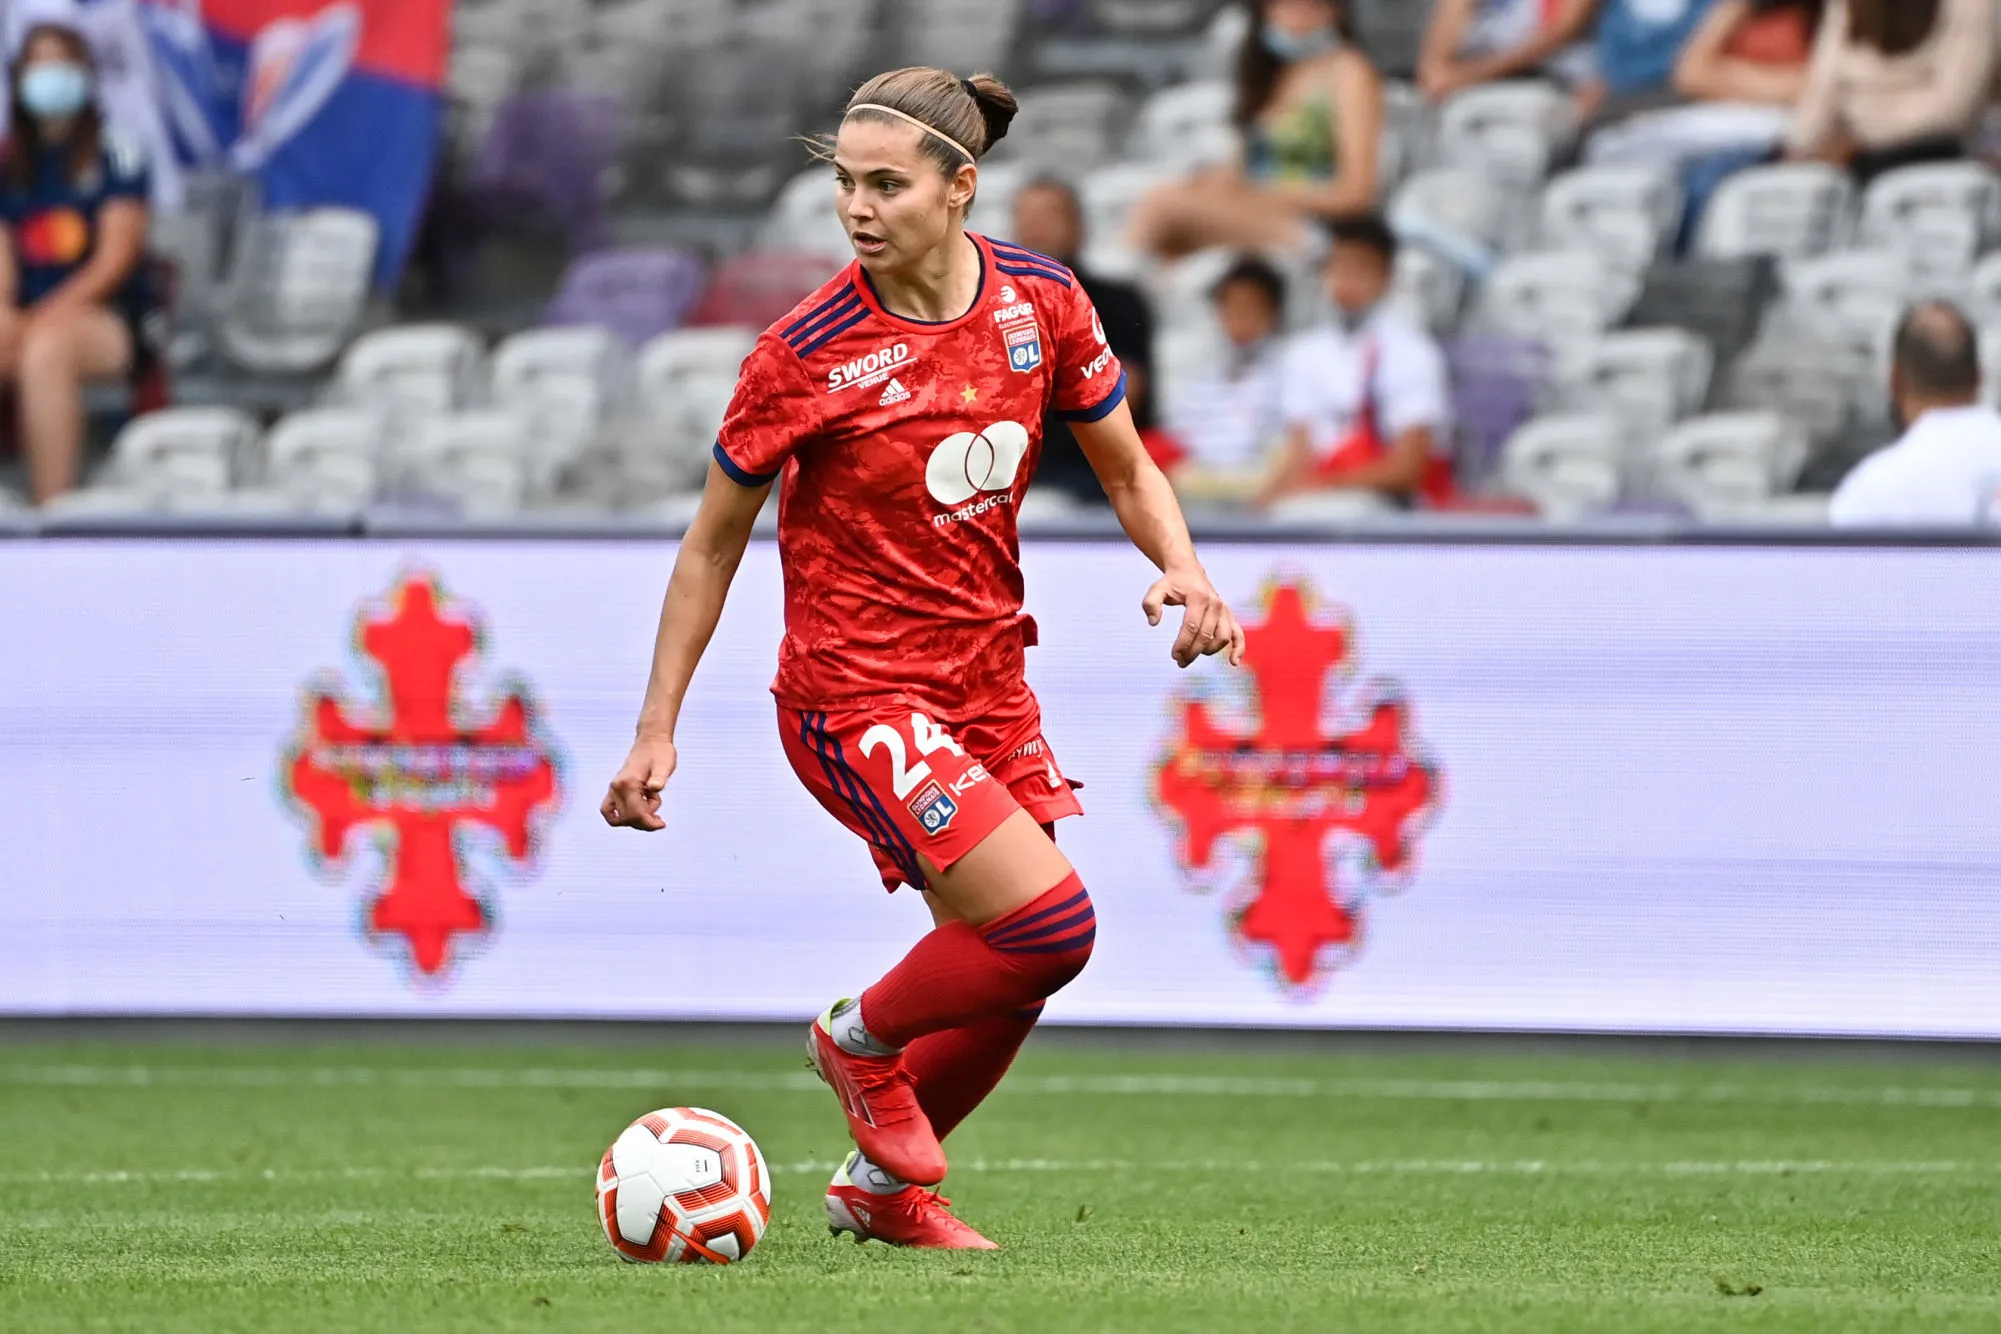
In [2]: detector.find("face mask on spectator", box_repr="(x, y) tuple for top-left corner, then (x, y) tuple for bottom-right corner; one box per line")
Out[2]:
(1260, 23), (1339, 63)
(19, 63), (92, 119)
(1334, 301), (1376, 334)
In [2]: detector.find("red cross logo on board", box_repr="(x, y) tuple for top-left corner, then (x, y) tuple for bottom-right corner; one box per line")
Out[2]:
(1153, 579), (1440, 989)
(282, 574), (561, 977)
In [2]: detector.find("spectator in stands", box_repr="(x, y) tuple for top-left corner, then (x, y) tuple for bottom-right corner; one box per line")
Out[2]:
(1417, 0), (1601, 103)
(0, 22), (150, 506)
(1574, 0), (1723, 127)
(1673, 0), (1823, 105)
(1256, 215), (1453, 508)
(1829, 301), (2001, 526)
(1162, 256), (1289, 502)
(1127, 0), (1383, 260)
(1786, 0), (1998, 185)
(1010, 176), (1162, 500)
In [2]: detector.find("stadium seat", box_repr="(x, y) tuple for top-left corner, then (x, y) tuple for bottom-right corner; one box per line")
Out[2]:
(1080, 164), (1172, 275)
(686, 251), (845, 330)
(898, 0), (1020, 75)
(1537, 164), (1682, 277)
(1266, 490), (1400, 524)
(1196, 4), (1249, 80)
(1091, 0), (1215, 35)
(1693, 163), (1852, 261)
(1473, 250), (1637, 351)
(969, 160), (1029, 242)
(1390, 167), (1513, 272)
(1351, 0), (1426, 77)
(637, 326), (758, 385)
(399, 411), (532, 517)
(1856, 162), (2001, 287)
(490, 326), (632, 486)
(260, 408), (390, 509)
(1552, 328), (1713, 439)
(1628, 255), (1776, 369)
(1496, 413), (1625, 519)
(545, 248), (708, 348)
(1446, 333), (1551, 490)
(632, 327), (757, 479)
(1648, 411), (1809, 517)
(1776, 249), (1910, 360)
(1388, 243), (1466, 334)
(762, 167), (856, 261)
(216, 207), (379, 374)
(1723, 330), (1875, 445)
(332, 324), (486, 426)
(1968, 251), (2001, 325)
(469, 91), (624, 253)
(1378, 80), (1429, 194)
(1128, 81), (1237, 173)
(1433, 82), (1574, 189)
(999, 82), (1134, 172)
(99, 407), (260, 502)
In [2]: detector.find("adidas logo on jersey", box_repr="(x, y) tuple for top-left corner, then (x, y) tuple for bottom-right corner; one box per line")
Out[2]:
(879, 378), (912, 407)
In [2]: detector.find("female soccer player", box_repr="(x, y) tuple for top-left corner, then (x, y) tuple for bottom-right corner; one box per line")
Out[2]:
(602, 66), (1245, 1250)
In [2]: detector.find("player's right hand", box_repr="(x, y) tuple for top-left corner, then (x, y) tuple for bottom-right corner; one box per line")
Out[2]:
(602, 736), (677, 831)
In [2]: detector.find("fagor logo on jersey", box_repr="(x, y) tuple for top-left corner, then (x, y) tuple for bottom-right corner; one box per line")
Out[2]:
(827, 342), (912, 393)
(1152, 579), (1439, 993)
(927, 420), (1028, 525)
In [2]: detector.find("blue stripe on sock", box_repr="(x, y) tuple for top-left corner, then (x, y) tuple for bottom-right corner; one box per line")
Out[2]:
(988, 903), (1097, 948)
(983, 887), (1088, 943)
(992, 924), (1096, 955)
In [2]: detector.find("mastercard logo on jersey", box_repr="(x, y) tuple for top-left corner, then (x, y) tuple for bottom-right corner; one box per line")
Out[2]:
(17, 209), (90, 265)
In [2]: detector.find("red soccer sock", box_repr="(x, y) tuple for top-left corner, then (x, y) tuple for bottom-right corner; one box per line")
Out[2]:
(904, 1001), (1043, 1141)
(859, 875), (1094, 1049)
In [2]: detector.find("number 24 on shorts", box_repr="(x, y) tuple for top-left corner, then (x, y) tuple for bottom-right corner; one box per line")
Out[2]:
(861, 712), (988, 836)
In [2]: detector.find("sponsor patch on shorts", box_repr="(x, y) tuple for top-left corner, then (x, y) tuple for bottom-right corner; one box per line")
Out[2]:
(907, 779), (959, 835)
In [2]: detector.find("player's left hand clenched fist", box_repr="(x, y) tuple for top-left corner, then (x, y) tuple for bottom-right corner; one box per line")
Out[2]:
(602, 735), (677, 831)
(1142, 566), (1245, 669)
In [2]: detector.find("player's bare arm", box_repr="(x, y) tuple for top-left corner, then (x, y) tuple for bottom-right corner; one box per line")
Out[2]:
(1072, 403), (1246, 670)
(602, 461), (771, 831)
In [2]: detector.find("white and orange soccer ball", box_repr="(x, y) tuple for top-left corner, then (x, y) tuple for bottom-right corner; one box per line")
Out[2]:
(595, 1107), (772, 1264)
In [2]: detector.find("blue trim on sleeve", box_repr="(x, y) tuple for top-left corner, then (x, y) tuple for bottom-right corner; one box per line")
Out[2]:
(1055, 369), (1127, 423)
(712, 440), (779, 487)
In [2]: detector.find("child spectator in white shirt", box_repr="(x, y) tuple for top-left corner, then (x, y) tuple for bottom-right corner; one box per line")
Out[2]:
(1164, 256), (1289, 503)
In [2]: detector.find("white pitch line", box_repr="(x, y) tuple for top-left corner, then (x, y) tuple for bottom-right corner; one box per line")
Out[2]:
(4, 1065), (2000, 1109)
(0, 1160), (1994, 1190)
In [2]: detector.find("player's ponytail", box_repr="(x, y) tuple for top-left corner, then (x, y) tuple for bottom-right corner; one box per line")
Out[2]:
(836, 66), (1019, 178)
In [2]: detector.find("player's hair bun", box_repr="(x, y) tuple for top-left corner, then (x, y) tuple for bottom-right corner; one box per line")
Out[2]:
(962, 72), (1017, 154)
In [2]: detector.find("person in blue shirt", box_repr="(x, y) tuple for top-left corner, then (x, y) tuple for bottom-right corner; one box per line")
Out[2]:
(0, 22), (150, 505)
(1574, 0), (1723, 123)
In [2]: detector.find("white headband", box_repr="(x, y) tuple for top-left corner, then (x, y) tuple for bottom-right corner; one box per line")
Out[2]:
(844, 103), (976, 165)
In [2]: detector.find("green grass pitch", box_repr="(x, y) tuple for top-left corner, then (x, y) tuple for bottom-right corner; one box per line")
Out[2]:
(3, 1035), (1999, 1332)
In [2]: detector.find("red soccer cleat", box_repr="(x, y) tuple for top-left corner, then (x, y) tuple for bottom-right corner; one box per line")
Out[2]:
(807, 1004), (947, 1186)
(825, 1153), (998, 1250)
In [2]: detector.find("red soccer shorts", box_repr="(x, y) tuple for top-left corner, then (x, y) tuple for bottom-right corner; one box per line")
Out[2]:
(777, 682), (1082, 893)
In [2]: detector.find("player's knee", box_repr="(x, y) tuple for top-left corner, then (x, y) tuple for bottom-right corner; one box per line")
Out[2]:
(982, 872), (1094, 996)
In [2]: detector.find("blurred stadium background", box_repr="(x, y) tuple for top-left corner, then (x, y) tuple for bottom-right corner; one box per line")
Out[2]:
(6, 2), (2001, 1329)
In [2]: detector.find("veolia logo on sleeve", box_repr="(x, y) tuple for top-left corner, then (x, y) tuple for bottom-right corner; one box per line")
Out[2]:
(280, 573), (563, 981)
(1152, 578), (1440, 992)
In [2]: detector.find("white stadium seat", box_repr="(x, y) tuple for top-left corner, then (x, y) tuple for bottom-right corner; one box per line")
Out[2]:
(1537, 164), (1682, 276)
(1497, 413), (1625, 519)
(1857, 162), (2001, 286)
(102, 407), (260, 501)
(261, 407), (390, 508)
(1390, 167), (1513, 268)
(1552, 328), (1713, 438)
(489, 326), (631, 481)
(400, 410), (531, 517)
(1388, 243), (1466, 335)
(997, 82), (1132, 172)
(1968, 251), (2001, 326)
(1128, 81), (1236, 173)
(1433, 81), (1574, 188)
(761, 167), (854, 261)
(1378, 79), (1429, 193)
(1722, 331), (1874, 444)
(218, 207), (380, 374)
(333, 323), (485, 424)
(1079, 163), (1171, 276)
(1649, 411), (1809, 517)
(1777, 249), (1912, 358)
(1694, 163), (1852, 261)
(637, 326), (756, 391)
(1473, 249), (1637, 351)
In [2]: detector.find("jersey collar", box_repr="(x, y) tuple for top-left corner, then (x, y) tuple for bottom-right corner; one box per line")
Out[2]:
(850, 232), (992, 335)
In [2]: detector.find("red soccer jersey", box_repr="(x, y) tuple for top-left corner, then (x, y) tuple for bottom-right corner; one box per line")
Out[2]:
(714, 233), (1127, 715)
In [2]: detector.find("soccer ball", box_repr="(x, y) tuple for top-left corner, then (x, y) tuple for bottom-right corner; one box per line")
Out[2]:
(595, 1107), (772, 1264)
